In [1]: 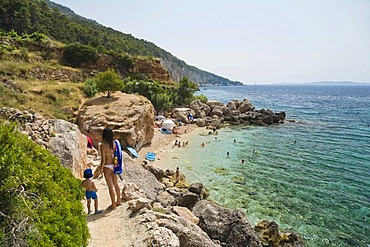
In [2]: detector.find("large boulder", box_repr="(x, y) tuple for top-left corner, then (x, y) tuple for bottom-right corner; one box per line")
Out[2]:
(157, 216), (221, 247)
(276, 111), (286, 121)
(206, 100), (224, 109)
(144, 164), (165, 180)
(158, 190), (177, 208)
(262, 115), (274, 125)
(122, 155), (165, 201)
(149, 227), (180, 247)
(239, 99), (255, 113)
(188, 183), (209, 200)
(226, 100), (240, 110)
(190, 100), (211, 117)
(193, 200), (262, 247)
(47, 119), (87, 178)
(172, 108), (191, 124)
(196, 118), (206, 127)
(254, 220), (305, 247)
(172, 206), (200, 225)
(177, 192), (200, 210)
(211, 107), (224, 118)
(77, 92), (154, 151)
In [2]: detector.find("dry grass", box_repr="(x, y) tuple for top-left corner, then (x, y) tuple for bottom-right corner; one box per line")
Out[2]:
(1, 79), (86, 120)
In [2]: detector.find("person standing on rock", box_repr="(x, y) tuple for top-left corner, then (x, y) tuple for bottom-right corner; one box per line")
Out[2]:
(100, 127), (122, 210)
(175, 167), (180, 183)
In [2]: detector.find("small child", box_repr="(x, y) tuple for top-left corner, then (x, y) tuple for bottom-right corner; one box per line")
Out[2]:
(82, 168), (102, 215)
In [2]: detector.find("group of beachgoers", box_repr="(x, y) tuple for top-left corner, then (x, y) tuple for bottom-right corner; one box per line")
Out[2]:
(173, 139), (188, 148)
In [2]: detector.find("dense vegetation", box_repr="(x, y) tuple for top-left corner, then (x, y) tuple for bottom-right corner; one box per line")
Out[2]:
(0, 122), (88, 246)
(84, 68), (204, 111)
(0, 29), (204, 119)
(0, 0), (242, 86)
(123, 76), (202, 111)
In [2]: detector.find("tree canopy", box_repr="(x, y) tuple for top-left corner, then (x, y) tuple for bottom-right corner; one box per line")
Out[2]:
(95, 69), (124, 98)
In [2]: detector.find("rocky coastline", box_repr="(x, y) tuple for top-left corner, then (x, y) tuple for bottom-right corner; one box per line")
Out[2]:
(0, 94), (305, 246)
(169, 98), (286, 131)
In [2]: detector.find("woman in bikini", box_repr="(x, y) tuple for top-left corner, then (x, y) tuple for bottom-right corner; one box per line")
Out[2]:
(100, 128), (121, 210)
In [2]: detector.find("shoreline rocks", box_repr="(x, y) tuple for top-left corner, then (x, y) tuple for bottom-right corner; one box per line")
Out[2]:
(134, 160), (305, 247)
(173, 99), (286, 129)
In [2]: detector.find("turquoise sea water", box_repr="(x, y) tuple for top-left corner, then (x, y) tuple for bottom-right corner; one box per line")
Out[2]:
(166, 85), (370, 246)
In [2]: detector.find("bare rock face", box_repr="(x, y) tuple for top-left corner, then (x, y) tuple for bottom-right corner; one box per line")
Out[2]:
(149, 227), (180, 247)
(172, 206), (200, 225)
(77, 92), (155, 151)
(193, 200), (262, 247)
(122, 155), (165, 201)
(157, 216), (221, 247)
(48, 119), (88, 178)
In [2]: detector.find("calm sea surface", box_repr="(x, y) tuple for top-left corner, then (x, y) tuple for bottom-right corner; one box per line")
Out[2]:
(166, 85), (370, 246)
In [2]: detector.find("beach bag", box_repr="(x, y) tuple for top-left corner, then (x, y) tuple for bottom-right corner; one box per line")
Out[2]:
(113, 140), (123, 175)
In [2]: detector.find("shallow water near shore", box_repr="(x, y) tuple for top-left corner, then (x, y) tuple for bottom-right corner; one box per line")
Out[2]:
(165, 85), (370, 246)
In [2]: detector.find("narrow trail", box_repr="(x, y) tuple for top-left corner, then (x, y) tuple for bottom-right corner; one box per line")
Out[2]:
(83, 123), (200, 246)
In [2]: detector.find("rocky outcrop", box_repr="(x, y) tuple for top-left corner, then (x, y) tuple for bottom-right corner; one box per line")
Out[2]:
(130, 57), (173, 85)
(77, 92), (155, 151)
(254, 220), (304, 247)
(193, 200), (262, 247)
(189, 99), (286, 128)
(0, 107), (88, 178)
(122, 152), (165, 201)
(47, 119), (87, 178)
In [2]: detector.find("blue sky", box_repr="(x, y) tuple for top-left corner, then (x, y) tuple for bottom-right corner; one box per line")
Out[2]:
(52, 0), (370, 84)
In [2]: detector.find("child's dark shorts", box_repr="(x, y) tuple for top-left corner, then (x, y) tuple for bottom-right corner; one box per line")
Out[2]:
(86, 191), (98, 200)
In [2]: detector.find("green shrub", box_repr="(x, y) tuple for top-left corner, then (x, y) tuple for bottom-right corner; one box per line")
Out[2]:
(172, 76), (199, 106)
(0, 123), (88, 246)
(28, 32), (47, 43)
(82, 78), (99, 98)
(95, 68), (124, 98)
(193, 94), (208, 103)
(62, 43), (98, 68)
(151, 92), (172, 111)
(45, 93), (57, 102)
(113, 53), (134, 70)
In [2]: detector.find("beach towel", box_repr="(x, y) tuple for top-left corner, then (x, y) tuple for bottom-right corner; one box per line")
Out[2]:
(114, 140), (123, 174)
(127, 146), (138, 158)
(160, 128), (172, 134)
(86, 136), (93, 148)
(145, 152), (156, 161)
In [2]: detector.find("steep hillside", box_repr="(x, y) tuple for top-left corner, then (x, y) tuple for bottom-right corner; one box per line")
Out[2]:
(0, 30), (177, 120)
(0, 0), (242, 86)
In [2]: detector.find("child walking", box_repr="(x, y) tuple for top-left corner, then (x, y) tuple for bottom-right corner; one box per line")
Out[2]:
(82, 168), (102, 214)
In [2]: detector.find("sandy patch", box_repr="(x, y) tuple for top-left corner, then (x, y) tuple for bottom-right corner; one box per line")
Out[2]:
(135, 123), (204, 170)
